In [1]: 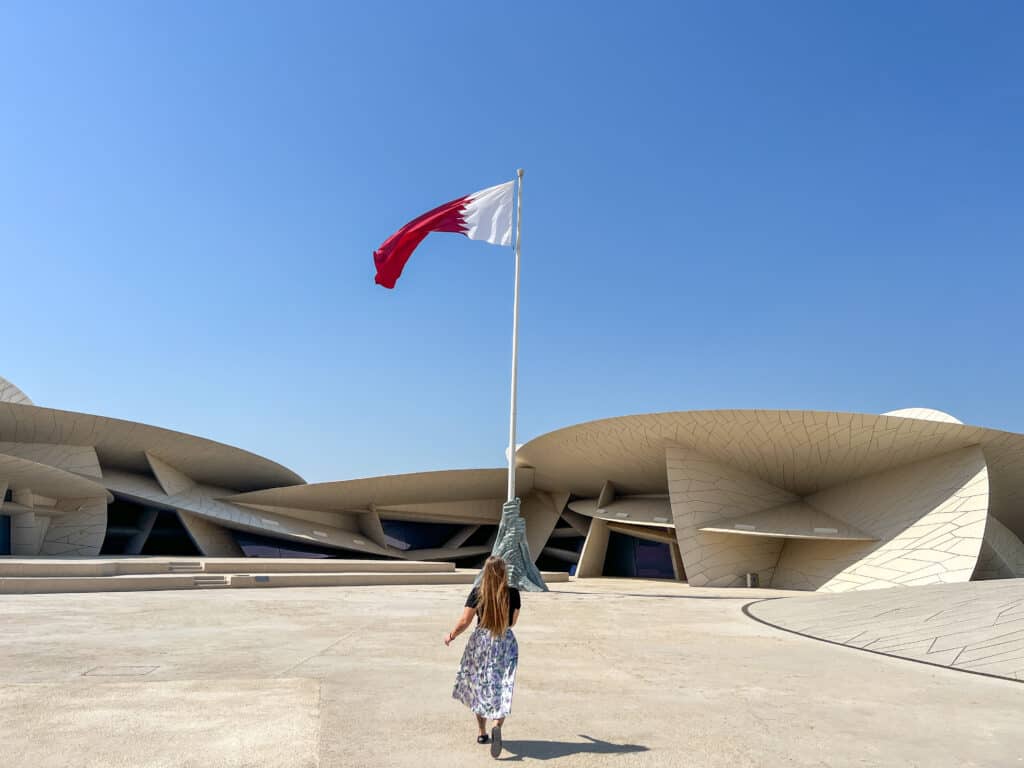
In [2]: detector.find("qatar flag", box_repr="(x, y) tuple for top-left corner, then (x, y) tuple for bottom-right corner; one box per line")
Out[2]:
(373, 181), (514, 288)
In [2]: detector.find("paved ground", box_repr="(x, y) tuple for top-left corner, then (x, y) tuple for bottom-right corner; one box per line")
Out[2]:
(747, 579), (1024, 682)
(0, 579), (1021, 768)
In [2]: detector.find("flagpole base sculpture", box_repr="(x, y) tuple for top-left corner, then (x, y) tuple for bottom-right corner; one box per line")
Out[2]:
(474, 498), (549, 592)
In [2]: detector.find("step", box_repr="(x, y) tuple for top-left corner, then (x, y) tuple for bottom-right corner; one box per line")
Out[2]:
(192, 575), (229, 588)
(169, 562), (204, 573)
(0, 558), (456, 578)
(200, 559), (456, 575)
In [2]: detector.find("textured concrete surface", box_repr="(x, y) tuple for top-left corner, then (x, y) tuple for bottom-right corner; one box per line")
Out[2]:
(2, 678), (319, 768)
(1, 579), (1021, 767)
(747, 579), (1024, 681)
(665, 441), (992, 591)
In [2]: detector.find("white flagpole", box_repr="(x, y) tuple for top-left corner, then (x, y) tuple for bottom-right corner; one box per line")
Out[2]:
(507, 169), (524, 503)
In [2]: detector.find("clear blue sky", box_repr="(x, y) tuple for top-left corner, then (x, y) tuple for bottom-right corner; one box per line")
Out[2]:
(2, 2), (1022, 482)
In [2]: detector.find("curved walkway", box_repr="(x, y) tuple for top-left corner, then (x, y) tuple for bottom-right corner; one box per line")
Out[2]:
(746, 579), (1024, 682)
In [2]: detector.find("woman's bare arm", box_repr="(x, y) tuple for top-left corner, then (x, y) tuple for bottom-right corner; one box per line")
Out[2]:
(444, 606), (477, 646)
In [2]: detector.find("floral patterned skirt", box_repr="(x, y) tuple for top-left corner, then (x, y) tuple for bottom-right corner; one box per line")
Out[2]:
(452, 626), (518, 719)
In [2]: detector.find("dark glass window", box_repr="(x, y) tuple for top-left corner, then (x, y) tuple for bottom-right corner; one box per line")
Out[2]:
(101, 496), (200, 556)
(231, 530), (389, 559)
(463, 525), (497, 547)
(603, 531), (675, 579)
(101, 497), (162, 555)
(380, 520), (462, 551)
(535, 534), (584, 573)
(140, 511), (201, 556)
(0, 514), (10, 555)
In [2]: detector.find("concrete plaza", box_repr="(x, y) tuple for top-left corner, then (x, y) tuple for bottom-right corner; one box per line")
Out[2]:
(0, 579), (1020, 768)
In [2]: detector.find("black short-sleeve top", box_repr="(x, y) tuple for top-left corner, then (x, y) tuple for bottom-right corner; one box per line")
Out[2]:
(465, 586), (521, 625)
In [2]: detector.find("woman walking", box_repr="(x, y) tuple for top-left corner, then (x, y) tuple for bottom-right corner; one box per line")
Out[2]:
(444, 556), (521, 758)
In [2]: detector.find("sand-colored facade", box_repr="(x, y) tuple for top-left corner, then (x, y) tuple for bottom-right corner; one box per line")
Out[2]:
(1, 375), (1022, 591)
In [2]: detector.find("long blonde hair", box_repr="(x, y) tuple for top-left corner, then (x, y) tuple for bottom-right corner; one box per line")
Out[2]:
(478, 556), (510, 637)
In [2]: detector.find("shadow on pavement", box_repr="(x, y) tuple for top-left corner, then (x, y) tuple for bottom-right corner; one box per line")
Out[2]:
(499, 734), (649, 761)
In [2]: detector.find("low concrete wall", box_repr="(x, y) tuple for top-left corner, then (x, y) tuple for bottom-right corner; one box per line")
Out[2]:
(0, 559), (172, 577)
(201, 559), (456, 574)
(0, 575), (198, 593)
(230, 572), (475, 588)
(0, 557), (457, 578)
(0, 564), (570, 594)
(230, 570), (570, 588)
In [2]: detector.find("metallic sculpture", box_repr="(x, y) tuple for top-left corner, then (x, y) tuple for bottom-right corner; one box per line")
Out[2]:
(476, 498), (548, 592)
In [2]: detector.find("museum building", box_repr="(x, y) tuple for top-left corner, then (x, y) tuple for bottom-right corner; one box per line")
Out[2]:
(2, 375), (1022, 592)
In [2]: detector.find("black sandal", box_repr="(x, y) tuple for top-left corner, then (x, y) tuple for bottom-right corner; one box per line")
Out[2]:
(477, 734), (490, 744)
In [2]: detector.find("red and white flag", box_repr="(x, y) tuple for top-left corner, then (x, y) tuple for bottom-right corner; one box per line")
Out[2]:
(373, 181), (514, 288)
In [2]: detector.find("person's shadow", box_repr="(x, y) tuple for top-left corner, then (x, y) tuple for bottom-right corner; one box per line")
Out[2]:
(498, 734), (649, 761)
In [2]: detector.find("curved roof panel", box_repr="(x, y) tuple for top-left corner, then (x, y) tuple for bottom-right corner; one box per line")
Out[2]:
(227, 467), (534, 511)
(518, 409), (1024, 538)
(0, 377), (32, 406)
(0, 402), (303, 492)
(0, 452), (111, 499)
(883, 407), (963, 425)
